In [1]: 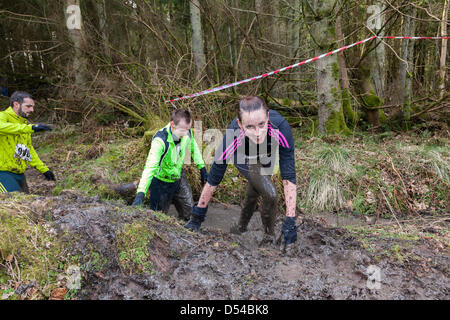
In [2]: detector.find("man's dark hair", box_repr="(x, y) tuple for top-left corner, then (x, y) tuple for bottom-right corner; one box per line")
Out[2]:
(10, 91), (33, 107)
(171, 109), (192, 125)
(237, 96), (268, 121)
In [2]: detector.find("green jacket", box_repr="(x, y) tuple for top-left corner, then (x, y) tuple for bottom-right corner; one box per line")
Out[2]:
(0, 107), (49, 174)
(137, 123), (205, 195)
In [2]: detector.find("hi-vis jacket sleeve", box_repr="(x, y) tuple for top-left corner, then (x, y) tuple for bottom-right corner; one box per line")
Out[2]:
(190, 130), (205, 170)
(27, 135), (49, 174)
(0, 119), (34, 135)
(136, 137), (166, 195)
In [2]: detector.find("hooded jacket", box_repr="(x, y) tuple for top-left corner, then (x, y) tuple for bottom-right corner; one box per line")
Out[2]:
(0, 107), (49, 174)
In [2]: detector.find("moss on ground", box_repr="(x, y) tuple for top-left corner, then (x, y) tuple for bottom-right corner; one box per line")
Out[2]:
(0, 194), (72, 299)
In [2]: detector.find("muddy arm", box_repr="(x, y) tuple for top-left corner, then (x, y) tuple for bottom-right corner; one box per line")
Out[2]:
(196, 182), (217, 208)
(283, 180), (296, 217)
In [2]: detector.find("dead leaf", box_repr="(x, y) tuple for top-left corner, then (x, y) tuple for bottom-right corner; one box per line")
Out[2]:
(49, 287), (68, 300)
(5, 254), (13, 262)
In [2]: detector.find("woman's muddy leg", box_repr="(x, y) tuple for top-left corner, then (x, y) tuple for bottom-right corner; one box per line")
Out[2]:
(251, 174), (277, 236)
(231, 183), (259, 234)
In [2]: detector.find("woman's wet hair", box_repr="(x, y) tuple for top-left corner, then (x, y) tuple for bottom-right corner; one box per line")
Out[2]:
(171, 109), (192, 125)
(237, 96), (268, 121)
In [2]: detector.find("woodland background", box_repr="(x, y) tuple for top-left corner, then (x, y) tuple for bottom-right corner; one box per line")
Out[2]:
(0, 0), (448, 134)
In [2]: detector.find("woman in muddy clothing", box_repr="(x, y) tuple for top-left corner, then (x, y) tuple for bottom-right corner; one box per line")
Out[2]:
(185, 96), (298, 246)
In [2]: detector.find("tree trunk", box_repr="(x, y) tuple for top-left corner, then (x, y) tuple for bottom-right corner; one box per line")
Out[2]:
(189, 0), (206, 79)
(359, 65), (385, 127)
(310, 0), (350, 135)
(439, 0), (449, 99)
(65, 0), (87, 88)
(336, 15), (357, 128)
(367, 2), (386, 98)
(289, 0), (301, 99)
(92, 0), (110, 60)
(397, 6), (417, 126)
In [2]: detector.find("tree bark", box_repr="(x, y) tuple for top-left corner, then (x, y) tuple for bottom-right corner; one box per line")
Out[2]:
(336, 15), (357, 127)
(65, 0), (87, 88)
(190, 0), (206, 79)
(367, 2), (386, 98)
(397, 6), (417, 124)
(439, 0), (449, 99)
(309, 0), (350, 135)
(92, 0), (110, 60)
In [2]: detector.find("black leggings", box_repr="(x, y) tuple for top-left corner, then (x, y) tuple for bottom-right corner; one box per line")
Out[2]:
(149, 170), (193, 221)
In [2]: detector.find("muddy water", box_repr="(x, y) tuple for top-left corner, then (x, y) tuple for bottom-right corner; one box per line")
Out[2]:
(168, 203), (263, 232)
(168, 203), (375, 231)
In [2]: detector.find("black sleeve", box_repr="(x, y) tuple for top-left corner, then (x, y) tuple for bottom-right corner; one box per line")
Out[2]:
(278, 119), (296, 185)
(207, 161), (228, 186)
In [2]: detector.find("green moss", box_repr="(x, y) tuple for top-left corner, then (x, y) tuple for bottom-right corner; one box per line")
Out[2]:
(0, 200), (71, 298)
(325, 109), (352, 135)
(362, 90), (383, 108)
(86, 250), (108, 272)
(116, 222), (155, 274)
(331, 63), (340, 81)
(378, 109), (387, 123)
(342, 88), (358, 127)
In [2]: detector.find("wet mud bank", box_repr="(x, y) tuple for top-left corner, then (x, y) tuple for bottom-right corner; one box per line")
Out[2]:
(5, 192), (448, 300)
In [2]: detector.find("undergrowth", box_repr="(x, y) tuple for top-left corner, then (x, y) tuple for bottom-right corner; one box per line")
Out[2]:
(31, 123), (449, 218)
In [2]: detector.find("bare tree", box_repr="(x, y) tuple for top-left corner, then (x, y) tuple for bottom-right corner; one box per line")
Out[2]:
(308, 0), (350, 135)
(439, 0), (449, 99)
(92, 0), (110, 60)
(398, 5), (417, 123)
(190, 0), (206, 79)
(64, 0), (87, 88)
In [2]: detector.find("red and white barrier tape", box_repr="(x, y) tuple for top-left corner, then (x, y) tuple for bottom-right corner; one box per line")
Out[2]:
(166, 35), (450, 103)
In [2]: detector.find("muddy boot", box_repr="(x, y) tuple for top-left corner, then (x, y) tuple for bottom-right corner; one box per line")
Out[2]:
(259, 233), (275, 247)
(230, 183), (259, 234)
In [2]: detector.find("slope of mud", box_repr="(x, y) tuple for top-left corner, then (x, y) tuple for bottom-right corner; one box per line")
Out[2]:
(7, 192), (448, 300)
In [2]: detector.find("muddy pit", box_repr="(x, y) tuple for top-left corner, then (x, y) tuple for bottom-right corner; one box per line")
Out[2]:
(10, 170), (449, 300)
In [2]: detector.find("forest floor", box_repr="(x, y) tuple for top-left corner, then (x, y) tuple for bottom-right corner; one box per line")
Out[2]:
(0, 123), (448, 300)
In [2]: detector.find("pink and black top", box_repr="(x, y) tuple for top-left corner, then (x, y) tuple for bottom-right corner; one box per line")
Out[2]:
(208, 110), (296, 186)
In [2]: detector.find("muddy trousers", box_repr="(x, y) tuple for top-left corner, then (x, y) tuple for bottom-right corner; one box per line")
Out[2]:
(149, 170), (193, 221)
(0, 171), (29, 193)
(239, 164), (278, 235)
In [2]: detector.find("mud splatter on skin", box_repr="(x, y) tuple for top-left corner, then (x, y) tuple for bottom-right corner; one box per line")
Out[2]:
(6, 193), (448, 300)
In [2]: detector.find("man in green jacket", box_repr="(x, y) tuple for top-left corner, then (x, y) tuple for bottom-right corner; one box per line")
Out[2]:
(132, 109), (208, 221)
(0, 91), (55, 193)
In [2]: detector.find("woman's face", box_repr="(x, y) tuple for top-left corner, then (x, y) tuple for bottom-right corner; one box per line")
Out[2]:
(238, 109), (269, 144)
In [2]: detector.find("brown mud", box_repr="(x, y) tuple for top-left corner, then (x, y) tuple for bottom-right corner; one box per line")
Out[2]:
(12, 171), (450, 299)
